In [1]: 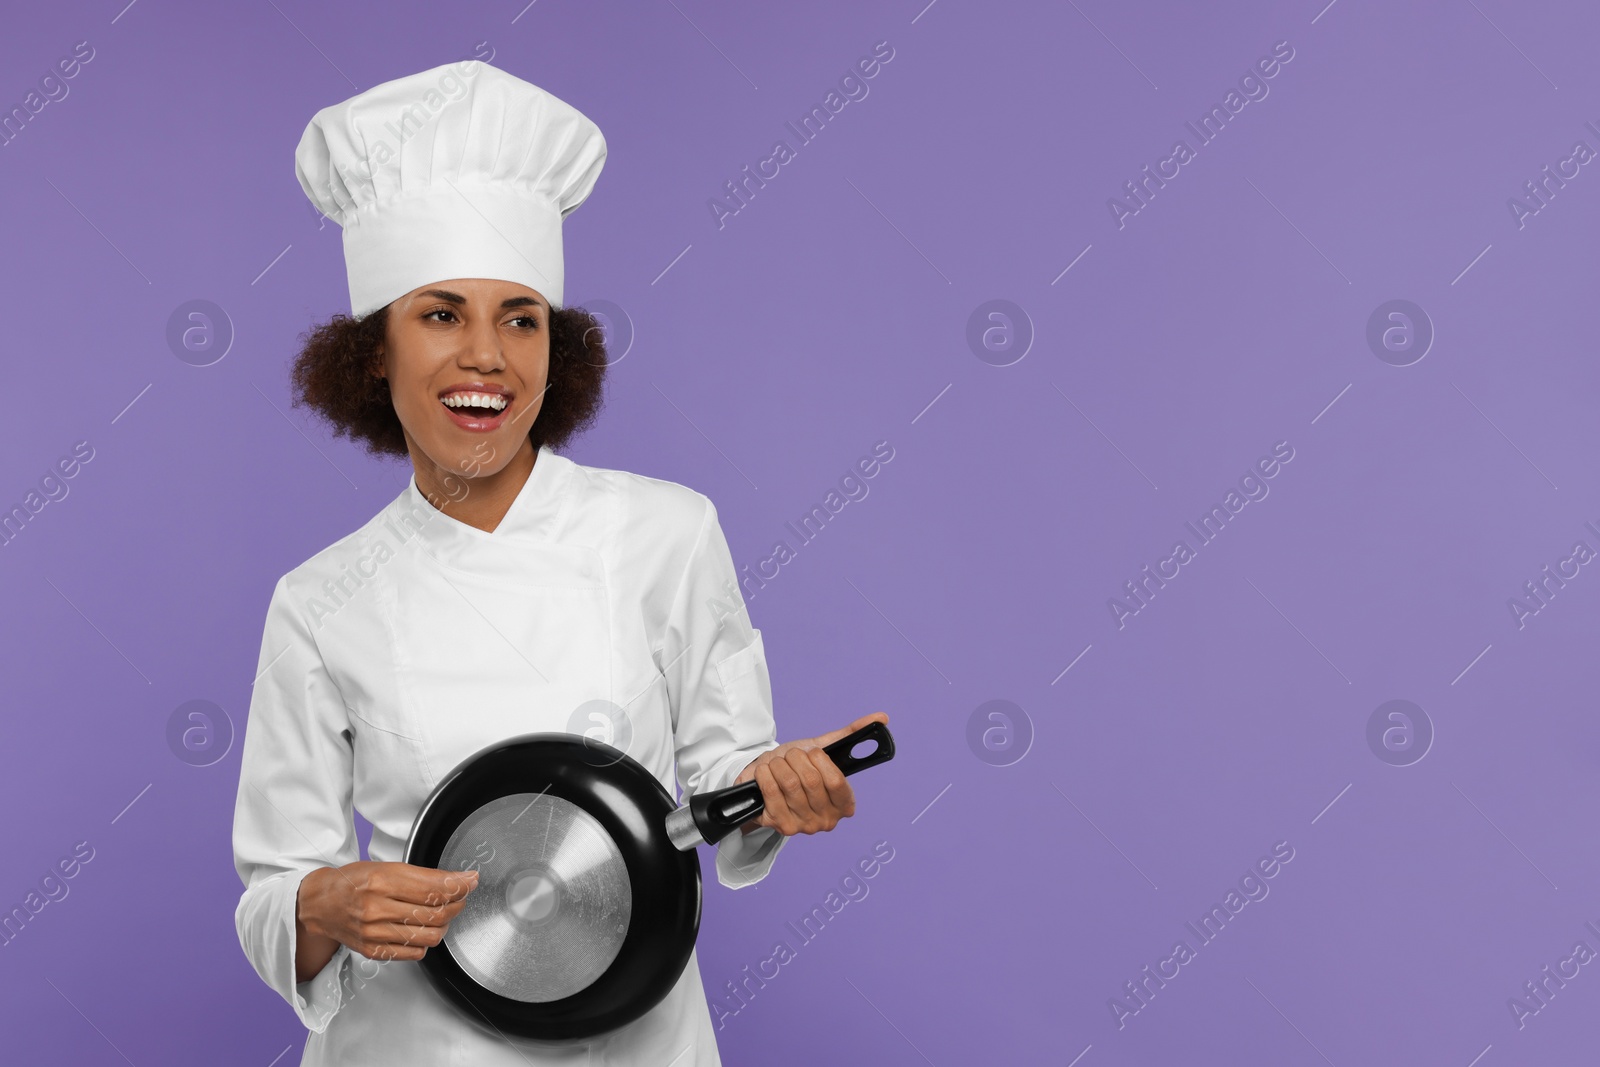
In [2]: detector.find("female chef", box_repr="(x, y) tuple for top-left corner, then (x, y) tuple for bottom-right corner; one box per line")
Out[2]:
(231, 59), (887, 1065)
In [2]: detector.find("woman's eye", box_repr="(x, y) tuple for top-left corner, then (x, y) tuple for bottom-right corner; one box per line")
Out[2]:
(421, 309), (537, 328)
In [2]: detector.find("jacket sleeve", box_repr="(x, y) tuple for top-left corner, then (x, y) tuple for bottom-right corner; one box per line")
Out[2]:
(660, 497), (789, 889)
(232, 574), (360, 1032)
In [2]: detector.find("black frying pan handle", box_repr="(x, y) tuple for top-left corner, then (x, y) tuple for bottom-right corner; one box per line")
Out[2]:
(683, 721), (896, 847)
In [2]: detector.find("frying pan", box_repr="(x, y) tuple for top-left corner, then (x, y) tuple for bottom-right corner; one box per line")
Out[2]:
(403, 720), (895, 1040)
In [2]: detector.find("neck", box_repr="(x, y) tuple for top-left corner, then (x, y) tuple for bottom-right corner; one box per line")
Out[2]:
(411, 437), (538, 534)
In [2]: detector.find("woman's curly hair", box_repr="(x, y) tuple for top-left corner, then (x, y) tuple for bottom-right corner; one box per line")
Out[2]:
(289, 303), (608, 458)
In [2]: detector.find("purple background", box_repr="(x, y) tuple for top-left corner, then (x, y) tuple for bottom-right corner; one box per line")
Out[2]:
(2, 0), (1597, 1063)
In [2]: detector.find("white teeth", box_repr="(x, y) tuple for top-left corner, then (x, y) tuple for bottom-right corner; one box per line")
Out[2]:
(441, 392), (509, 411)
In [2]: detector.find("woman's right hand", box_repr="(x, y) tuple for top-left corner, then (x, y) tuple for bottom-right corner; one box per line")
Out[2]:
(295, 861), (479, 981)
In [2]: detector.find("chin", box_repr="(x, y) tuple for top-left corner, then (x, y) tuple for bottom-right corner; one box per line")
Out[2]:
(447, 435), (524, 477)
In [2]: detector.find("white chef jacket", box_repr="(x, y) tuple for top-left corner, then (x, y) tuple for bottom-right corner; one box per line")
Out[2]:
(232, 444), (788, 1066)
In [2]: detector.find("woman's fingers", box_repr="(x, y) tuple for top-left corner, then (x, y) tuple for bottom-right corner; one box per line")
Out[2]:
(361, 918), (451, 949)
(767, 753), (819, 830)
(346, 864), (478, 957)
(785, 750), (835, 829)
(306, 861), (482, 966)
(808, 711), (890, 749)
(757, 749), (854, 834)
(383, 863), (479, 907)
(373, 895), (469, 932)
(352, 897), (470, 961)
(809, 746), (855, 818)
(754, 759), (799, 833)
(352, 890), (471, 928)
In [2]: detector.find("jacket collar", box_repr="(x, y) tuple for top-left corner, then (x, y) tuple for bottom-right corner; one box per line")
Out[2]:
(393, 444), (575, 559)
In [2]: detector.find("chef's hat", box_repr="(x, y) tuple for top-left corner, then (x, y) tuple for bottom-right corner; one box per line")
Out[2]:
(294, 60), (606, 319)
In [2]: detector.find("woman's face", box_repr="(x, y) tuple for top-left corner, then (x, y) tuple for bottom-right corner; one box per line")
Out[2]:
(376, 277), (550, 486)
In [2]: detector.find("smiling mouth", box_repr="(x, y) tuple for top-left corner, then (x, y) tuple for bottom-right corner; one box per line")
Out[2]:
(437, 391), (515, 432)
(440, 395), (510, 417)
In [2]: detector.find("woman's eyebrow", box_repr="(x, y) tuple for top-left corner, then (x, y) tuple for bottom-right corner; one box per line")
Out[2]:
(420, 289), (542, 311)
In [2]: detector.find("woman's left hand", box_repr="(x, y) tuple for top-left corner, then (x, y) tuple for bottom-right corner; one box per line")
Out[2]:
(734, 712), (890, 836)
